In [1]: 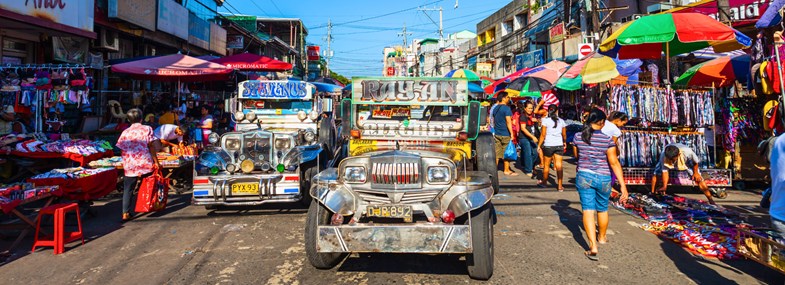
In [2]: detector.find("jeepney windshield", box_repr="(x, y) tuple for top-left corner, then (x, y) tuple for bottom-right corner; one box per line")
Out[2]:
(356, 104), (463, 123)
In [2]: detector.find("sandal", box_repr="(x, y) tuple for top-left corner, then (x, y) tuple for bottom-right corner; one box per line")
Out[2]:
(557, 187), (564, 192)
(598, 238), (608, 244)
(504, 172), (519, 176)
(122, 213), (132, 222)
(537, 181), (547, 188)
(584, 251), (599, 261)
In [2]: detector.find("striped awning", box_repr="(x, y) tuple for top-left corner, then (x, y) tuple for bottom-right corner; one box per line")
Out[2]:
(687, 47), (748, 59)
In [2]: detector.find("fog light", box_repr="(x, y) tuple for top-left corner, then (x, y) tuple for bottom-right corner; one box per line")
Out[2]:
(441, 210), (455, 224)
(331, 213), (344, 225)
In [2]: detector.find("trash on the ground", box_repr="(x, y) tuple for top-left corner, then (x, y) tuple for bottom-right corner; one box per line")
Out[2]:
(220, 224), (246, 233)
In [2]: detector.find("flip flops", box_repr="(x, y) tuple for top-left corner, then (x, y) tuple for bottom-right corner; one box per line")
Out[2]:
(585, 251), (599, 261)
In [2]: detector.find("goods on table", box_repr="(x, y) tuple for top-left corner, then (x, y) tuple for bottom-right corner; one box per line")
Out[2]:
(88, 156), (123, 168)
(157, 153), (183, 168)
(30, 167), (113, 180)
(611, 193), (746, 259)
(0, 183), (58, 205)
(0, 134), (111, 156)
(170, 143), (197, 157)
(89, 154), (186, 169)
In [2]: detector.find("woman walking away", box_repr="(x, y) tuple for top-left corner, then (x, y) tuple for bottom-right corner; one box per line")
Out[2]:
(537, 105), (566, 190)
(116, 109), (160, 222)
(518, 100), (539, 178)
(573, 108), (629, 261)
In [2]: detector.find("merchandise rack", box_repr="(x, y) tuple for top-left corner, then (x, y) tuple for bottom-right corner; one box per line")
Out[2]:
(736, 228), (785, 274)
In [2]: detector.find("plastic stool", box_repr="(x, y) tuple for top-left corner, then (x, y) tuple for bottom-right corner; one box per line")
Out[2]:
(31, 203), (84, 254)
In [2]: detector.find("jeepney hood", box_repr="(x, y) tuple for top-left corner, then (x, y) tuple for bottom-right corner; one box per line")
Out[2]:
(236, 122), (318, 132)
(348, 139), (471, 161)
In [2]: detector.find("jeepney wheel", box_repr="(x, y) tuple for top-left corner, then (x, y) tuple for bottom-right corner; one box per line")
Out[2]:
(319, 117), (336, 158)
(300, 161), (319, 207)
(305, 202), (347, 269)
(466, 203), (494, 280)
(476, 134), (499, 194)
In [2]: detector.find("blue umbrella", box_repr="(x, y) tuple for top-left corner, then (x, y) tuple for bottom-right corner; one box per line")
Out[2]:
(468, 82), (484, 93)
(613, 58), (643, 77)
(342, 83), (352, 91)
(311, 82), (342, 93)
(757, 0), (785, 28)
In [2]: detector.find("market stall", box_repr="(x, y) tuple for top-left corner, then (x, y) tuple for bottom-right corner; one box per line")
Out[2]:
(0, 183), (59, 252)
(26, 167), (118, 202)
(88, 152), (195, 194)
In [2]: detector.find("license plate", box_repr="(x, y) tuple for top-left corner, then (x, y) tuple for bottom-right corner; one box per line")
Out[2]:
(231, 183), (259, 194)
(367, 205), (413, 222)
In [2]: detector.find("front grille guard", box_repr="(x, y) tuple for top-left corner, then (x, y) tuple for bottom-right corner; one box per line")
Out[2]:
(209, 175), (284, 203)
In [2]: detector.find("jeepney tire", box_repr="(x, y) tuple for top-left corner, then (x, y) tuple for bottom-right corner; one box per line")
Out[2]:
(300, 162), (319, 207)
(305, 202), (347, 269)
(466, 203), (494, 280)
(319, 117), (336, 157)
(475, 134), (499, 194)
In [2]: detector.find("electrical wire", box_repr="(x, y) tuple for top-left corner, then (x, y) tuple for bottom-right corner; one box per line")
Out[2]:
(268, 0), (285, 15)
(310, 0), (446, 29)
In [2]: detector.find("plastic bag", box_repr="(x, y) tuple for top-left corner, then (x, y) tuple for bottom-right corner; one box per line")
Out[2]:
(503, 140), (517, 161)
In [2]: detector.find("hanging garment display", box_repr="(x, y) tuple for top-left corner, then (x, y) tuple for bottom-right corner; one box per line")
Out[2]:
(609, 85), (714, 127)
(618, 131), (710, 168)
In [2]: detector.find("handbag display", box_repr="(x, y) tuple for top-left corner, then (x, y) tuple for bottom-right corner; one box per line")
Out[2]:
(134, 169), (169, 213)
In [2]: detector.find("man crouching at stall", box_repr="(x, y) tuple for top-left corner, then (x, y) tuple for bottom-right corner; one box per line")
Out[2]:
(651, 144), (716, 205)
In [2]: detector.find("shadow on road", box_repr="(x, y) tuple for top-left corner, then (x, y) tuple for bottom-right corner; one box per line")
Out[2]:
(337, 253), (466, 276)
(550, 199), (589, 251)
(657, 236), (740, 284)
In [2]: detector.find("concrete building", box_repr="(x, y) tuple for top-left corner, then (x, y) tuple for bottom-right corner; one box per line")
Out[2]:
(413, 30), (476, 76)
(382, 45), (415, 77)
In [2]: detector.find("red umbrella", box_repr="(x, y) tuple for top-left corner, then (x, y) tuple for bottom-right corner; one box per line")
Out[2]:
(110, 54), (232, 82)
(483, 67), (532, 94)
(210, 52), (293, 71)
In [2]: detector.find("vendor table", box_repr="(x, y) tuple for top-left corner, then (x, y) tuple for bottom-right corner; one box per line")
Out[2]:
(6, 150), (114, 167)
(91, 159), (194, 194)
(27, 169), (119, 201)
(0, 188), (59, 253)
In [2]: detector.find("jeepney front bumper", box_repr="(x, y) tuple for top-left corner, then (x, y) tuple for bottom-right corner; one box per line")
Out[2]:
(317, 224), (472, 253)
(192, 174), (303, 206)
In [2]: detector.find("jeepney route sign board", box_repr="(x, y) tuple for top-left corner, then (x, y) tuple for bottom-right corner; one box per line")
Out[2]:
(238, 80), (313, 100)
(352, 77), (468, 106)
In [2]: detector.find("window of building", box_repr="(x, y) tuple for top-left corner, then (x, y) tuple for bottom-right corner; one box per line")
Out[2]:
(2, 38), (32, 64)
(514, 13), (527, 30)
(501, 19), (513, 37)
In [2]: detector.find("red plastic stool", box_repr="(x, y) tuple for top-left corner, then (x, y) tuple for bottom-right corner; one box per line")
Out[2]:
(31, 203), (84, 254)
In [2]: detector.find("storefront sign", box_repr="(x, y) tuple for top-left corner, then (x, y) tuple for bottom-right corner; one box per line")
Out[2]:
(1, 0), (95, 32)
(467, 56), (477, 71)
(238, 80), (312, 100)
(108, 0), (156, 31)
(157, 0), (188, 40)
(477, 63), (492, 72)
(307, 46), (320, 61)
(188, 12), (210, 50)
(672, 0), (772, 27)
(210, 23), (227, 55)
(549, 22), (565, 43)
(520, 50), (544, 69)
(52, 36), (88, 63)
(227, 35), (244, 49)
(351, 78), (469, 106)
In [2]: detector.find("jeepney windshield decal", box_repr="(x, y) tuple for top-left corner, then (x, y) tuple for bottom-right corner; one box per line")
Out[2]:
(242, 99), (314, 115)
(238, 80), (313, 100)
(351, 77), (468, 106)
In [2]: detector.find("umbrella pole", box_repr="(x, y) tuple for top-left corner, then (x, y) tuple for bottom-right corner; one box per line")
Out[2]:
(666, 42), (671, 84)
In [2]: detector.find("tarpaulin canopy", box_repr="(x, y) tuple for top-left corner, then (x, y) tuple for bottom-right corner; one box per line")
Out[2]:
(210, 52), (293, 71)
(111, 54), (232, 82)
(312, 82), (342, 93)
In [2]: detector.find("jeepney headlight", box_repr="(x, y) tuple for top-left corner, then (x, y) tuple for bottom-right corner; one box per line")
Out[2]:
(208, 133), (220, 144)
(224, 139), (240, 150)
(303, 130), (316, 142)
(308, 110), (319, 121)
(275, 137), (291, 149)
(234, 111), (245, 121)
(343, 166), (366, 183)
(297, 110), (307, 121)
(427, 166), (451, 184)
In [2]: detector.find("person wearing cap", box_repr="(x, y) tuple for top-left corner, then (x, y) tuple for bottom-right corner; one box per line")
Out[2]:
(651, 143), (715, 204)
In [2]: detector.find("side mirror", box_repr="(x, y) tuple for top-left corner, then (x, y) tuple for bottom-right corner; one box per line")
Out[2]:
(339, 98), (352, 137)
(467, 101), (481, 140)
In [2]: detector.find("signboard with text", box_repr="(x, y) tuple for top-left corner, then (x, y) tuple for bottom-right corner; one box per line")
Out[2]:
(307, 46), (320, 61)
(672, 0), (772, 27)
(108, 0), (156, 31)
(520, 50), (544, 70)
(467, 56), (477, 71)
(238, 80), (313, 100)
(351, 77), (469, 106)
(549, 22), (565, 43)
(477, 63), (492, 72)
(227, 35), (244, 49)
(2, 0), (95, 32)
(157, 0), (189, 40)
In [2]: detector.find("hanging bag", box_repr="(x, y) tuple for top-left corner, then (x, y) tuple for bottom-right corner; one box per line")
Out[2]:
(503, 140), (518, 161)
(134, 169), (170, 213)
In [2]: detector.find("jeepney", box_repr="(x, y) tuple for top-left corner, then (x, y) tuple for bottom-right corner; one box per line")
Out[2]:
(305, 77), (496, 280)
(192, 80), (339, 208)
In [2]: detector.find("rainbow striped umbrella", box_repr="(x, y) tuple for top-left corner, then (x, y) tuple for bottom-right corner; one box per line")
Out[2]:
(444, 69), (480, 81)
(673, 54), (751, 88)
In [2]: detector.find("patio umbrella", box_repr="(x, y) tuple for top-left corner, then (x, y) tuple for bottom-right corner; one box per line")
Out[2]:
(210, 52), (292, 71)
(555, 54), (642, 90)
(673, 54), (751, 88)
(312, 77), (345, 87)
(504, 76), (552, 98)
(110, 54), (232, 82)
(521, 60), (570, 84)
(444, 68), (480, 81)
(342, 83), (352, 91)
(468, 82), (485, 93)
(757, 0), (785, 28)
(483, 67), (531, 94)
(312, 82), (343, 93)
(600, 13), (751, 80)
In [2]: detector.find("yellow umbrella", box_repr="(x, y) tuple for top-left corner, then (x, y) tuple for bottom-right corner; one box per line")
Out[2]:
(580, 54), (620, 84)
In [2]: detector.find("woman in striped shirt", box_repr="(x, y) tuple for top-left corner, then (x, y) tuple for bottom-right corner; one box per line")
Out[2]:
(572, 108), (628, 261)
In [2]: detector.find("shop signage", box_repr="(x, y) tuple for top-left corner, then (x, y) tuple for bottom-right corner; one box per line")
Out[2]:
(210, 23), (227, 55)
(549, 22), (565, 43)
(519, 49), (544, 69)
(157, 0), (188, 40)
(386, 67), (395, 76)
(188, 12), (211, 50)
(1, 0), (95, 32)
(307, 46), (320, 61)
(108, 0), (156, 31)
(238, 80), (312, 100)
(467, 56), (477, 71)
(227, 35), (244, 49)
(477, 63), (492, 72)
(578, 43), (594, 59)
(351, 78), (469, 106)
(672, 0), (773, 27)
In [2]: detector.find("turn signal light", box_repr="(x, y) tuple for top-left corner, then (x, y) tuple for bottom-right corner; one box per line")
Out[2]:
(441, 210), (456, 224)
(456, 132), (469, 141)
(350, 129), (362, 139)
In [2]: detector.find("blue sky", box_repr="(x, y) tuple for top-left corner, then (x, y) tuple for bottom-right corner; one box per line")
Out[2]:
(219, 0), (512, 77)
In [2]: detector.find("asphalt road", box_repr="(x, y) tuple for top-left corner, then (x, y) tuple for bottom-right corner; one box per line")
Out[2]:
(0, 162), (783, 284)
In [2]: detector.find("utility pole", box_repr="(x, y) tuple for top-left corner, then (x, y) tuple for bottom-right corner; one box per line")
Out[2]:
(324, 19), (333, 77)
(590, 0), (600, 43)
(418, 6), (444, 47)
(398, 23), (413, 77)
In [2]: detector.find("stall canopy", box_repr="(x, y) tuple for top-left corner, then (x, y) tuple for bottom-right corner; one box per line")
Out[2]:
(210, 52), (293, 71)
(312, 82), (343, 93)
(312, 77), (346, 87)
(110, 54), (232, 82)
(673, 55), (751, 88)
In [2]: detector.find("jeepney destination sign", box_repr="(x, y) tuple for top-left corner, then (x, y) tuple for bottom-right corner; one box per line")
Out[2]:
(352, 77), (468, 106)
(238, 80), (313, 100)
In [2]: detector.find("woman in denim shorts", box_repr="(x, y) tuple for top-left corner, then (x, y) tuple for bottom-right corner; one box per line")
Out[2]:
(572, 108), (629, 261)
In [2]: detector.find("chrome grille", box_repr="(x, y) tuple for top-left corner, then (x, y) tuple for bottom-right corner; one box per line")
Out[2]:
(371, 162), (419, 185)
(355, 190), (440, 205)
